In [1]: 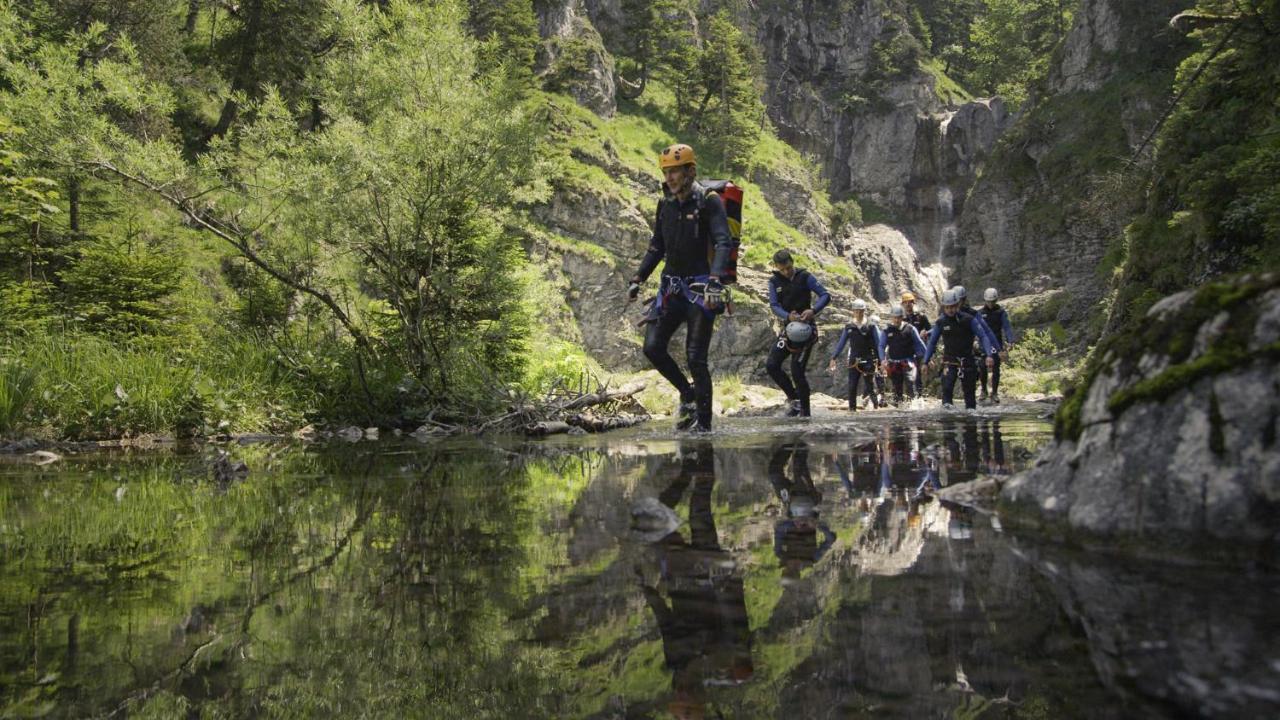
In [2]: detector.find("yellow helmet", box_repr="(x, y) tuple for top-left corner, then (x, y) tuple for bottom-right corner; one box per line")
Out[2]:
(659, 143), (696, 169)
(900, 291), (916, 302)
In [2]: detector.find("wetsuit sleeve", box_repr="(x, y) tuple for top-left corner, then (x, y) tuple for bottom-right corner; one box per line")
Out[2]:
(970, 315), (998, 356)
(808, 274), (831, 314)
(703, 192), (733, 278)
(974, 312), (998, 351)
(921, 319), (942, 364)
(634, 202), (666, 282)
(874, 327), (886, 362)
(911, 326), (927, 357)
(1001, 310), (1015, 346)
(830, 327), (850, 361)
(768, 278), (789, 321)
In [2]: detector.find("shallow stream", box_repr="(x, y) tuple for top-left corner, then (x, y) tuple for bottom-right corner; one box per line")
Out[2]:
(2, 408), (1277, 718)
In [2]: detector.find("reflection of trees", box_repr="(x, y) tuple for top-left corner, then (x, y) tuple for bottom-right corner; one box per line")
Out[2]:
(0, 447), (579, 718)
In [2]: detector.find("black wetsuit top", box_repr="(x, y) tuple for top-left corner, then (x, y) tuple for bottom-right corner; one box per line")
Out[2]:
(634, 182), (733, 281)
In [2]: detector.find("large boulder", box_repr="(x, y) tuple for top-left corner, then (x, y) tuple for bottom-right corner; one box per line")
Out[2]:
(1002, 274), (1280, 551)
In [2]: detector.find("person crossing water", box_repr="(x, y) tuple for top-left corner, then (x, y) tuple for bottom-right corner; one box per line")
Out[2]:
(880, 306), (927, 405)
(626, 143), (734, 432)
(765, 250), (830, 417)
(828, 300), (885, 411)
(901, 291), (931, 398)
(922, 289), (997, 410)
(978, 288), (1015, 404)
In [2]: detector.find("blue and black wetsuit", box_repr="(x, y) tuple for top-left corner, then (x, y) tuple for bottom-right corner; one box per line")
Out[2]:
(831, 322), (885, 410)
(922, 310), (997, 409)
(978, 303), (1016, 400)
(878, 323), (927, 403)
(633, 181), (735, 430)
(765, 269), (830, 416)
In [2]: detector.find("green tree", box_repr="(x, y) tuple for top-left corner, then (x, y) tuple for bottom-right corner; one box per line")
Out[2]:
(964, 0), (1072, 107)
(468, 0), (539, 83)
(688, 10), (765, 174)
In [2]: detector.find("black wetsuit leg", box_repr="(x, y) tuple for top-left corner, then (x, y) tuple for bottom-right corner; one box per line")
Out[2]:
(792, 343), (813, 416)
(961, 357), (979, 409)
(990, 354), (1002, 397)
(941, 360), (959, 406)
(644, 300), (695, 402)
(847, 367), (860, 410)
(765, 337), (795, 400)
(684, 303), (716, 429)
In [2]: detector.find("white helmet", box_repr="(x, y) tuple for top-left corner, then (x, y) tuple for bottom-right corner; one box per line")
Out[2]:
(953, 285), (968, 301)
(941, 289), (961, 306)
(870, 314), (882, 326)
(851, 299), (867, 312)
(785, 321), (814, 345)
(889, 305), (905, 318)
(984, 287), (998, 302)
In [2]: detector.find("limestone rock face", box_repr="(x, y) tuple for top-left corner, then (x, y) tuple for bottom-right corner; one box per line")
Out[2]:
(536, 0), (616, 117)
(1002, 276), (1280, 549)
(952, 0), (1191, 317)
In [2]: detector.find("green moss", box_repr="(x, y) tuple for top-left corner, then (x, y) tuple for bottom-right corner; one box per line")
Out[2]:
(1058, 273), (1280, 440)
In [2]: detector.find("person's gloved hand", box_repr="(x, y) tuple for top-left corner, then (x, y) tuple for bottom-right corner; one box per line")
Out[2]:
(800, 309), (815, 322)
(704, 279), (724, 307)
(627, 279), (641, 302)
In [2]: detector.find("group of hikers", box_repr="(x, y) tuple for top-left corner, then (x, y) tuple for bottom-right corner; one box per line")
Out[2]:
(627, 142), (1016, 431)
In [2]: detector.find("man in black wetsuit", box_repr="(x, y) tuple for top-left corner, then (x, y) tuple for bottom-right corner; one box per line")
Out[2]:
(977, 287), (1016, 404)
(922, 289), (997, 409)
(627, 143), (734, 432)
(765, 249), (831, 417)
(880, 306), (927, 405)
(828, 300), (885, 411)
(901, 291), (931, 397)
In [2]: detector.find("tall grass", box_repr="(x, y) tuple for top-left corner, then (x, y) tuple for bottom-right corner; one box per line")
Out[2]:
(10, 334), (202, 438)
(0, 357), (38, 434)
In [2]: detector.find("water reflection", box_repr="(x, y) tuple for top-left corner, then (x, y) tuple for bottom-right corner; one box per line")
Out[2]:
(637, 441), (753, 719)
(1, 417), (1276, 718)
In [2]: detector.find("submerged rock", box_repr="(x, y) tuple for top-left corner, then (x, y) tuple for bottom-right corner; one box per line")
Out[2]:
(1002, 275), (1280, 551)
(629, 496), (681, 543)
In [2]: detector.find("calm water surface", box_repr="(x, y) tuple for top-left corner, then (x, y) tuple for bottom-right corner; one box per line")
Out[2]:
(2, 411), (1277, 718)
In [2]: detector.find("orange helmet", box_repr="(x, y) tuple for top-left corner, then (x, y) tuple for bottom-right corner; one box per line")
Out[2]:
(659, 143), (696, 169)
(901, 291), (917, 302)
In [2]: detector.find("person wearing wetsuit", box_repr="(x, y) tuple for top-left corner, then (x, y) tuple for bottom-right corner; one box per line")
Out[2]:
(901, 291), (932, 397)
(828, 300), (885, 411)
(977, 288), (1016, 403)
(879, 306), (928, 405)
(765, 250), (831, 417)
(954, 284), (999, 352)
(922, 289), (997, 409)
(628, 143), (734, 432)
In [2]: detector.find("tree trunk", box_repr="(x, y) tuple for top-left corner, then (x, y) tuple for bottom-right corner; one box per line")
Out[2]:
(209, 0), (264, 140)
(183, 0), (201, 35)
(67, 175), (80, 236)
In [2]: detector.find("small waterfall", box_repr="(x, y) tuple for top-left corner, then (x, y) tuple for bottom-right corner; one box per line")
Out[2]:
(936, 185), (956, 266)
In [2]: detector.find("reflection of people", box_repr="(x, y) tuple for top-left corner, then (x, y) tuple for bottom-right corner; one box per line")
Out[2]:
(768, 442), (836, 577)
(638, 441), (753, 716)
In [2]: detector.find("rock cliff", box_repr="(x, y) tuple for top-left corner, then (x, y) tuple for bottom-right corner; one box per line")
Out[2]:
(1002, 274), (1280, 552)
(952, 0), (1192, 334)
